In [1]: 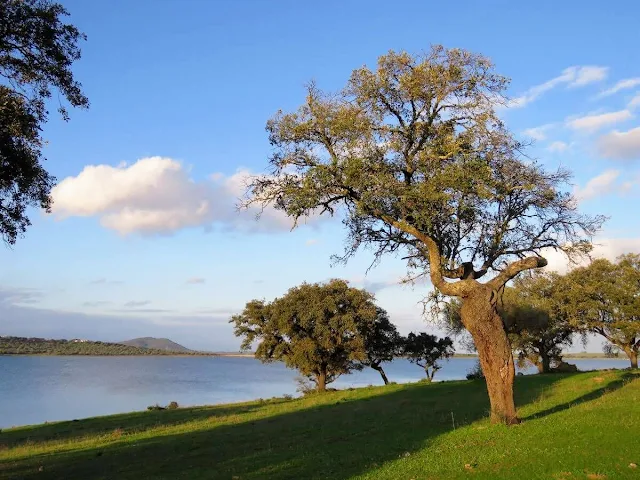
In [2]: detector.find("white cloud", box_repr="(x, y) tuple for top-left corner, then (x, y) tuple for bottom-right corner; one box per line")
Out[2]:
(50, 157), (308, 235)
(508, 66), (608, 108)
(597, 78), (640, 98)
(542, 238), (640, 274)
(548, 141), (570, 153)
(569, 66), (609, 87)
(523, 124), (554, 141)
(628, 93), (640, 110)
(565, 110), (633, 132)
(186, 277), (206, 285)
(573, 170), (620, 201)
(305, 239), (318, 246)
(597, 126), (640, 160)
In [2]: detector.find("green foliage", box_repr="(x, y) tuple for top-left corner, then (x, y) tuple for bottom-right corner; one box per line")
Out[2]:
(501, 273), (574, 373)
(0, 0), (89, 245)
(465, 359), (485, 380)
(402, 332), (454, 381)
(557, 254), (640, 368)
(360, 308), (402, 383)
(247, 46), (602, 294)
(231, 279), (380, 390)
(0, 336), (208, 356)
(0, 371), (637, 479)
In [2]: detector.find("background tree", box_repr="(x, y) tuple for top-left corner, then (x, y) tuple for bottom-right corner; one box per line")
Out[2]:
(1, 0), (89, 245)
(501, 273), (573, 373)
(246, 46), (602, 423)
(231, 279), (379, 391)
(360, 307), (402, 384)
(558, 255), (640, 369)
(402, 332), (454, 381)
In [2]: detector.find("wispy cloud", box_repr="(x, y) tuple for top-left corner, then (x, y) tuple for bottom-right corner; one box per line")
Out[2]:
(597, 78), (640, 98)
(508, 66), (608, 108)
(548, 141), (571, 153)
(124, 300), (151, 308)
(573, 170), (621, 201)
(628, 93), (640, 110)
(565, 110), (633, 132)
(597, 126), (640, 160)
(185, 277), (206, 285)
(89, 278), (124, 286)
(82, 300), (113, 307)
(523, 124), (555, 141)
(305, 239), (319, 246)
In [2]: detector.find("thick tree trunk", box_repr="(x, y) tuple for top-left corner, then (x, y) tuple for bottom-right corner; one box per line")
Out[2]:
(460, 289), (520, 425)
(540, 349), (551, 373)
(372, 364), (390, 385)
(626, 349), (638, 369)
(316, 370), (327, 391)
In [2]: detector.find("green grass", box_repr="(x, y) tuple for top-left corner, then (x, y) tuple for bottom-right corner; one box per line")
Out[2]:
(1, 370), (638, 479)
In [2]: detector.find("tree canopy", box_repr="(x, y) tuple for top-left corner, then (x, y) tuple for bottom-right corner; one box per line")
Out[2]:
(557, 254), (640, 368)
(360, 307), (402, 384)
(402, 332), (454, 381)
(1, 0), (89, 245)
(501, 273), (573, 373)
(246, 45), (603, 424)
(231, 279), (380, 391)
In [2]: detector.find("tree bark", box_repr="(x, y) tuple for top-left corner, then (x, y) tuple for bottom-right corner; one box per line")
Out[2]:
(626, 349), (638, 369)
(372, 364), (390, 385)
(316, 370), (327, 391)
(539, 349), (551, 373)
(460, 287), (520, 425)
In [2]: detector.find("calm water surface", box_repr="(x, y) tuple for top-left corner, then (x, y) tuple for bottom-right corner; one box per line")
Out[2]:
(0, 355), (630, 428)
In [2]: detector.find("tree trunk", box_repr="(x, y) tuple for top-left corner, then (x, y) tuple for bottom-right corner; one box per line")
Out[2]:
(460, 289), (520, 425)
(626, 349), (638, 369)
(539, 349), (551, 373)
(316, 370), (327, 391)
(372, 364), (390, 385)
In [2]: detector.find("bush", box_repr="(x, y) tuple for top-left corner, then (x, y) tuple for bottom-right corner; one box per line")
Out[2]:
(167, 401), (179, 410)
(466, 360), (485, 380)
(147, 404), (165, 411)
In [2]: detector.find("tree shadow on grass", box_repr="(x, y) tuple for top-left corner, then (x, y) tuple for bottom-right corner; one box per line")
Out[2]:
(0, 398), (293, 448)
(0, 373), (628, 480)
(522, 370), (638, 421)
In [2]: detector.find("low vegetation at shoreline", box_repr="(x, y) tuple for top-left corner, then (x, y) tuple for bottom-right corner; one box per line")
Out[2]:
(0, 370), (637, 479)
(0, 337), (215, 356)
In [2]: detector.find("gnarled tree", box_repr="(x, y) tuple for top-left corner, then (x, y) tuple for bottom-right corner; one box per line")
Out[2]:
(360, 307), (402, 385)
(246, 46), (603, 423)
(403, 332), (454, 381)
(558, 255), (640, 369)
(230, 279), (379, 391)
(1, 0), (88, 245)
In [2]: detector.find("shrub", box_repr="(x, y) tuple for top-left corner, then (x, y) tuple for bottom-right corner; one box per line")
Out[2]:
(466, 360), (485, 380)
(167, 401), (179, 410)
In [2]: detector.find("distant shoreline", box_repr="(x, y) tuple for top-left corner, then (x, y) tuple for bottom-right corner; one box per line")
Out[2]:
(0, 352), (621, 359)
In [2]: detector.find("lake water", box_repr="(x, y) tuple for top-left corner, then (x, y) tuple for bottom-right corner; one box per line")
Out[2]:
(0, 356), (630, 428)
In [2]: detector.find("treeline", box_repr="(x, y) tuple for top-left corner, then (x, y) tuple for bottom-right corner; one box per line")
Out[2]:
(444, 254), (640, 371)
(0, 337), (213, 356)
(232, 255), (640, 392)
(232, 279), (456, 390)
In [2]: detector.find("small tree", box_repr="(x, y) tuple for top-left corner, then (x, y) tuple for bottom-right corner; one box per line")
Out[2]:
(230, 279), (379, 391)
(403, 332), (454, 381)
(360, 308), (402, 384)
(1, 0), (89, 245)
(558, 255), (640, 369)
(501, 274), (574, 373)
(246, 46), (603, 423)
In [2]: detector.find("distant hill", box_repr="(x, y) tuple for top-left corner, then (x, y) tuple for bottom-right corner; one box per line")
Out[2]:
(119, 337), (192, 352)
(0, 336), (187, 356)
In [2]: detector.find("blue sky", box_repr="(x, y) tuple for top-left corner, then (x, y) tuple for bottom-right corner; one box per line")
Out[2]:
(2, 0), (640, 351)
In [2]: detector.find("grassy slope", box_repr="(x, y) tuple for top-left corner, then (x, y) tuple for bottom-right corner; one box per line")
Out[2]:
(0, 370), (637, 480)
